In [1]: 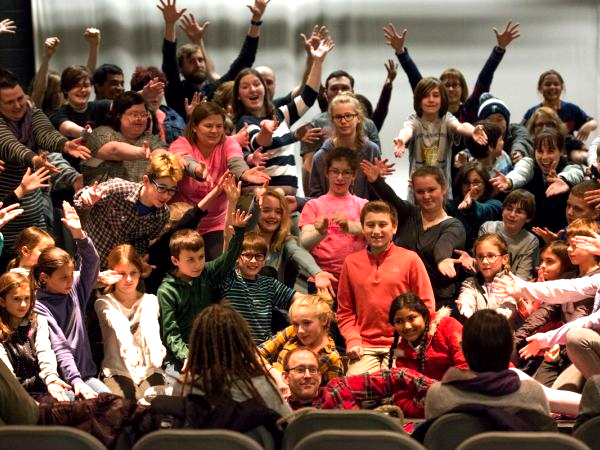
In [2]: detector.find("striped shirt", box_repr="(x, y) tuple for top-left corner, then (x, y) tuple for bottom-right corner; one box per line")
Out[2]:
(221, 270), (295, 343)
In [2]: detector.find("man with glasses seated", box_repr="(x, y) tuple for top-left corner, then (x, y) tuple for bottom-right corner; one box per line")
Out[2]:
(220, 231), (301, 343)
(74, 152), (183, 269)
(299, 148), (367, 293)
(282, 347), (433, 418)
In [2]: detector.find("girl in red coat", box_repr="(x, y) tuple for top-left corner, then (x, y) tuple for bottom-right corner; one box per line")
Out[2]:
(387, 292), (467, 380)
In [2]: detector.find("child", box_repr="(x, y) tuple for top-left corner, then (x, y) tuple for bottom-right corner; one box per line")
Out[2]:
(7, 227), (55, 275)
(95, 244), (166, 401)
(479, 189), (539, 280)
(0, 272), (70, 401)
(388, 292), (467, 381)
(462, 120), (512, 177)
(337, 200), (435, 375)
(300, 148), (368, 291)
(157, 208), (253, 373)
(33, 202), (109, 399)
(221, 231), (300, 344)
(259, 293), (343, 384)
(393, 76), (487, 195)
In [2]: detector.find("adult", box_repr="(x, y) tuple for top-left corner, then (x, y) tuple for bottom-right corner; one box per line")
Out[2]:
(0, 68), (90, 266)
(92, 64), (124, 101)
(158, 0), (268, 118)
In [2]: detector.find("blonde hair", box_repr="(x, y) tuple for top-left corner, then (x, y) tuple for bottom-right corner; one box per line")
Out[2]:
(256, 189), (292, 253)
(288, 293), (335, 329)
(328, 92), (367, 148)
(145, 152), (184, 183)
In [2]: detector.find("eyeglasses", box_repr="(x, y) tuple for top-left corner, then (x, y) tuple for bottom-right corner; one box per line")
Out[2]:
(462, 180), (483, 187)
(475, 253), (504, 263)
(240, 252), (265, 262)
(327, 169), (355, 178)
(150, 179), (178, 195)
(332, 113), (358, 123)
(287, 366), (319, 375)
(125, 111), (150, 119)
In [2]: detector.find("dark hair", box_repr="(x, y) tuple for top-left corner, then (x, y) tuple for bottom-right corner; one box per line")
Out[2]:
(0, 272), (36, 343)
(60, 65), (91, 94)
(465, 120), (503, 160)
(571, 180), (600, 200)
(130, 66), (167, 92)
(169, 229), (204, 259)
(184, 304), (277, 406)
(8, 227), (54, 270)
(241, 231), (268, 256)
(462, 309), (513, 372)
(534, 127), (565, 153)
(93, 64), (123, 88)
(537, 69), (564, 91)
(503, 189), (536, 220)
(232, 68), (274, 120)
(472, 233), (511, 272)
(540, 240), (575, 278)
(360, 200), (398, 227)
(326, 147), (360, 172)
(353, 93), (373, 118)
(0, 68), (19, 90)
(440, 68), (468, 103)
(387, 292), (430, 371)
(184, 101), (227, 144)
(411, 165), (447, 192)
(414, 77), (448, 118)
(453, 161), (494, 202)
(106, 91), (154, 133)
(176, 43), (202, 70)
(325, 70), (355, 90)
(32, 247), (74, 288)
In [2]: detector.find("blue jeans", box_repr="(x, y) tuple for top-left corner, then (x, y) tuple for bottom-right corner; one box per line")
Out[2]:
(65, 376), (111, 400)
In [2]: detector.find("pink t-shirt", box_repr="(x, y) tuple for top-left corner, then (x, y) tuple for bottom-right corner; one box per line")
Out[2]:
(299, 193), (368, 282)
(169, 135), (244, 234)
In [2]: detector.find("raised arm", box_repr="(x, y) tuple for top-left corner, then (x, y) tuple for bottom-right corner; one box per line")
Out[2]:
(84, 27), (101, 72)
(383, 23), (421, 91)
(179, 14), (218, 80)
(30, 37), (60, 108)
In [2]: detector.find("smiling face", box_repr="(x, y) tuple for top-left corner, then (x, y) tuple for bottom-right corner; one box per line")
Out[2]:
(238, 73), (266, 116)
(112, 261), (141, 298)
(0, 85), (27, 122)
(539, 73), (563, 105)
(291, 305), (327, 348)
(474, 240), (508, 282)
(502, 202), (530, 235)
(413, 175), (446, 213)
(461, 169), (485, 200)
(259, 194), (284, 235)
(237, 250), (266, 280)
(420, 87), (442, 119)
(120, 103), (149, 140)
(140, 175), (178, 208)
(362, 211), (397, 255)
(535, 140), (561, 176)
(327, 158), (355, 197)
(283, 350), (322, 403)
(0, 284), (31, 324)
(193, 113), (225, 149)
(66, 77), (92, 110)
(96, 73), (124, 100)
(393, 307), (426, 344)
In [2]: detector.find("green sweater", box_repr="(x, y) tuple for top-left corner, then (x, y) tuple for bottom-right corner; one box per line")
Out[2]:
(157, 227), (244, 363)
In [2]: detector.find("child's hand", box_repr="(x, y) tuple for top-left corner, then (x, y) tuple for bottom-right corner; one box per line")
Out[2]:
(79, 181), (108, 206)
(532, 226), (560, 245)
(543, 344), (561, 363)
(472, 125), (488, 145)
(141, 254), (156, 278)
(97, 270), (123, 286)
(545, 172), (569, 197)
(332, 213), (350, 233)
(47, 378), (71, 402)
(347, 345), (364, 361)
(64, 136), (92, 160)
(491, 271), (523, 299)
(393, 137), (406, 157)
(584, 188), (600, 211)
(359, 159), (381, 183)
(43, 36), (60, 58)
(384, 59), (398, 83)
(0, 202), (23, 230)
(572, 232), (600, 256)
(537, 266), (545, 282)
(259, 116), (279, 136)
(222, 172), (240, 204)
(61, 201), (84, 239)
(314, 216), (329, 236)
(314, 271), (337, 298)
(247, 146), (269, 167)
(310, 34), (335, 61)
(493, 19), (520, 50)
(489, 168), (513, 192)
(74, 382), (98, 399)
(519, 334), (548, 360)
(18, 166), (51, 195)
(184, 91), (202, 118)
(231, 208), (253, 229)
(452, 249), (476, 273)
(510, 150), (523, 164)
(383, 23), (407, 54)
(241, 166), (271, 185)
(374, 158), (395, 178)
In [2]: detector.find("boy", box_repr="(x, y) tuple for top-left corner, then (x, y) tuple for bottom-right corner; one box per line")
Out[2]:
(157, 209), (252, 371)
(299, 148), (368, 291)
(73, 152), (183, 268)
(337, 200), (435, 375)
(221, 231), (300, 343)
(463, 120), (513, 177)
(479, 189), (539, 280)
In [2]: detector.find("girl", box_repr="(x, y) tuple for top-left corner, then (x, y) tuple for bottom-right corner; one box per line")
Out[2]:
(387, 292), (467, 381)
(309, 92), (382, 199)
(33, 201), (110, 399)
(0, 272), (70, 401)
(95, 244), (166, 401)
(7, 227), (55, 274)
(361, 161), (465, 308)
(233, 35), (333, 195)
(258, 294), (343, 385)
(169, 101), (269, 261)
(456, 234), (518, 326)
(178, 303), (292, 418)
(522, 70), (597, 141)
(393, 77), (487, 195)
(256, 188), (335, 294)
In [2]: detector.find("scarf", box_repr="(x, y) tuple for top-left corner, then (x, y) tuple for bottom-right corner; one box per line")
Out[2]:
(6, 104), (35, 149)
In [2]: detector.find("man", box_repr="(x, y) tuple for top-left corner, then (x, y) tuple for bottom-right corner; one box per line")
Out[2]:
(300, 70), (381, 193)
(92, 63), (125, 100)
(282, 347), (433, 418)
(158, 0), (268, 119)
(0, 68), (90, 267)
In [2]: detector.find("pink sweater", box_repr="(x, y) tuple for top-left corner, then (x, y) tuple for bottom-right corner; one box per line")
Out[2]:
(337, 244), (435, 349)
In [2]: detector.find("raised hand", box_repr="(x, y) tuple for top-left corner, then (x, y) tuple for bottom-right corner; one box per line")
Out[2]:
(359, 159), (381, 183)
(0, 203), (23, 229)
(232, 208), (253, 229)
(241, 166), (271, 185)
(490, 168), (513, 192)
(157, 0), (186, 24)
(247, 0), (270, 19)
(493, 19), (520, 50)
(384, 59), (398, 83)
(222, 172), (241, 205)
(393, 136), (406, 157)
(80, 181), (108, 206)
(300, 25), (329, 53)
(183, 91), (202, 118)
(61, 201), (84, 239)
(310, 35), (335, 61)
(64, 137), (92, 160)
(44, 37), (60, 58)
(375, 158), (395, 178)
(314, 216), (329, 236)
(572, 232), (600, 256)
(0, 18), (16, 35)
(18, 166), (51, 195)
(97, 270), (123, 286)
(84, 27), (100, 46)
(179, 13), (210, 44)
(472, 124), (488, 145)
(453, 249), (476, 273)
(383, 23), (407, 54)
(256, 181), (269, 208)
(248, 146), (269, 167)
(532, 226), (560, 244)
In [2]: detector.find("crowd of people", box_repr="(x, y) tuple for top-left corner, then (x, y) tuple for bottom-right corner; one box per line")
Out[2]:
(2, 2), (600, 447)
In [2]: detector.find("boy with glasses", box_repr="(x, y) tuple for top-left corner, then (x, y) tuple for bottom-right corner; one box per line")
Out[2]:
(220, 231), (300, 343)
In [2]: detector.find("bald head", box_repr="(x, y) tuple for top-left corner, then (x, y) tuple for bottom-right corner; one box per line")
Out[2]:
(255, 66), (276, 99)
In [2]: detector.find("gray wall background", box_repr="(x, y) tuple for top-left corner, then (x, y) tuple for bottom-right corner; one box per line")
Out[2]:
(31, 0), (600, 197)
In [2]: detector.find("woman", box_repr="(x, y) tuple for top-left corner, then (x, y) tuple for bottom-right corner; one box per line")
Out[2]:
(233, 36), (333, 195)
(309, 92), (381, 200)
(83, 91), (164, 184)
(526, 106), (568, 141)
(169, 101), (269, 260)
(361, 161), (465, 308)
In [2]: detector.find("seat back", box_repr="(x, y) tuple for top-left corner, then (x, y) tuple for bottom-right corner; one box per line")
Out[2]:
(456, 431), (591, 450)
(282, 409), (405, 450)
(132, 429), (264, 450)
(573, 416), (600, 450)
(293, 429), (425, 450)
(423, 412), (495, 450)
(0, 425), (105, 450)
